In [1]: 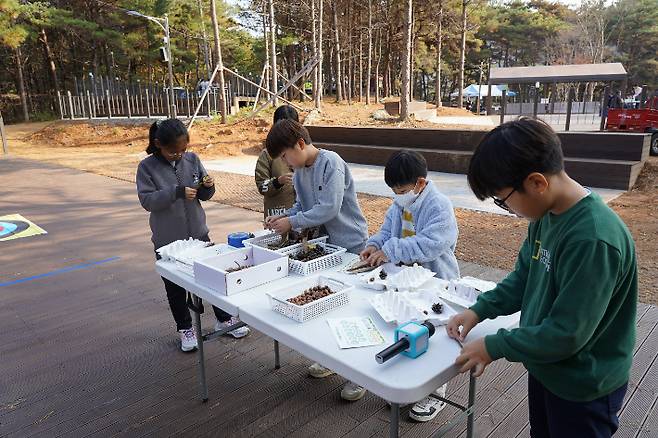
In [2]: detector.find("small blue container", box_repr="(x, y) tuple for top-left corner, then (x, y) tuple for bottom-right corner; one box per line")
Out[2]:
(227, 232), (251, 248)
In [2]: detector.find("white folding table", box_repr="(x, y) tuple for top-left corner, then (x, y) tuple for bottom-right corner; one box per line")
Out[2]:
(155, 259), (519, 438)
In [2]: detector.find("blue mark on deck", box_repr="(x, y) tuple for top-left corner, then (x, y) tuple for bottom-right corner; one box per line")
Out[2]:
(0, 257), (120, 287)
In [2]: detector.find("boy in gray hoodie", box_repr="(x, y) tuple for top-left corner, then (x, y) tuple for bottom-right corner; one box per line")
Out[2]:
(137, 119), (249, 352)
(264, 119), (369, 401)
(263, 119), (368, 253)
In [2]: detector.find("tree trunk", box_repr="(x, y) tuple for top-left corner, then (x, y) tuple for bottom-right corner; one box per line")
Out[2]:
(210, 0), (228, 123)
(268, 0), (278, 106)
(40, 28), (60, 93)
(399, 0), (412, 120)
(366, 0), (373, 105)
(197, 0), (212, 79)
(358, 21), (363, 102)
(375, 27), (381, 102)
(332, 0), (342, 102)
(458, 0), (468, 108)
(435, 3), (443, 107)
(318, 0), (324, 105)
(263, 11), (270, 94)
(311, 0), (320, 109)
(14, 47), (29, 122)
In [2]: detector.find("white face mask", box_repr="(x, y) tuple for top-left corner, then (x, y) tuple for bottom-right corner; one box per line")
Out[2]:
(394, 187), (419, 208)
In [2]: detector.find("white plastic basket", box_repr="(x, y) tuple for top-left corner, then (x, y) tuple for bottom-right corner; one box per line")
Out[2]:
(279, 242), (347, 275)
(243, 232), (328, 253)
(267, 276), (352, 323)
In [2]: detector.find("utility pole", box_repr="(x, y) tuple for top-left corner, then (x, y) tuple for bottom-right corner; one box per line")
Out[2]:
(127, 10), (176, 117)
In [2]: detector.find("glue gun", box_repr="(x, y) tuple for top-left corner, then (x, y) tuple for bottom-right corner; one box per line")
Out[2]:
(376, 321), (436, 364)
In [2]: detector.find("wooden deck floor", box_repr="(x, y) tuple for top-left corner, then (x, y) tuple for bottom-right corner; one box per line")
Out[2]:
(1, 156), (656, 438)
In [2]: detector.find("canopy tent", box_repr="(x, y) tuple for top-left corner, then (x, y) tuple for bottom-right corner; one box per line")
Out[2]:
(450, 84), (517, 98)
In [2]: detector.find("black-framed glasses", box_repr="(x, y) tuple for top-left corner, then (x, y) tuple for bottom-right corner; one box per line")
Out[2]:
(493, 188), (516, 212)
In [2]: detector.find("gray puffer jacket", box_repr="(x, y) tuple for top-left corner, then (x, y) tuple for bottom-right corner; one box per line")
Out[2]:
(136, 152), (215, 249)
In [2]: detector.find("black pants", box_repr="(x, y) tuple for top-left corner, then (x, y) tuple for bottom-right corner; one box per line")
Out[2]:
(160, 276), (231, 331)
(155, 241), (231, 331)
(528, 374), (627, 438)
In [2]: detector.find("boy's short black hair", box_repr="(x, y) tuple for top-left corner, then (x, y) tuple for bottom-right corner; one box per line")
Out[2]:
(273, 105), (299, 123)
(468, 118), (564, 200)
(266, 119), (312, 158)
(384, 150), (428, 187)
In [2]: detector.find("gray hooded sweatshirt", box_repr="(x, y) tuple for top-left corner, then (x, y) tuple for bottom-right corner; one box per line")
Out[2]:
(136, 152), (215, 249)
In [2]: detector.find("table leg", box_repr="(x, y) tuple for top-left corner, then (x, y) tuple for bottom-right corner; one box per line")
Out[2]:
(390, 402), (399, 438)
(466, 370), (476, 438)
(274, 340), (280, 369)
(192, 295), (208, 402)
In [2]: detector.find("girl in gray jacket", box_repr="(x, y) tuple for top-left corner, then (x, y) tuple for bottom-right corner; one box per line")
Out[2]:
(137, 119), (249, 352)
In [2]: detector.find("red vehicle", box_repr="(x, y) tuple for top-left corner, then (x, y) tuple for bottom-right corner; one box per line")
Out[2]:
(606, 96), (658, 156)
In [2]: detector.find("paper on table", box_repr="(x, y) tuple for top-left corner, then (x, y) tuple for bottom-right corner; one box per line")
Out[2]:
(326, 316), (386, 349)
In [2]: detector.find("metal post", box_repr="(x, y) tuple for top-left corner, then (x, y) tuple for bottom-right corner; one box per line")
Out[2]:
(533, 85), (539, 119)
(600, 84), (609, 131)
(192, 295), (209, 402)
(500, 89), (507, 125)
(466, 371), (477, 438)
(138, 81), (143, 114)
(56, 91), (64, 119)
(126, 89), (132, 118)
(79, 95), (86, 119)
(274, 340), (280, 369)
(67, 91), (75, 120)
(146, 89), (151, 118)
(106, 90), (112, 119)
(0, 112), (9, 155)
(565, 87), (574, 131)
(389, 403), (399, 438)
(186, 89), (191, 118)
(86, 91), (93, 119)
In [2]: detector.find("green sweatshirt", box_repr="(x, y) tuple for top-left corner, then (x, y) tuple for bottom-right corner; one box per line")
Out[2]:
(470, 192), (637, 402)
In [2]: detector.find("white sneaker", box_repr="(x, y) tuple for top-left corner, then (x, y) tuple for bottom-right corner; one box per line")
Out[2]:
(214, 316), (250, 338)
(341, 381), (367, 401)
(179, 328), (198, 352)
(409, 385), (448, 422)
(308, 362), (336, 378)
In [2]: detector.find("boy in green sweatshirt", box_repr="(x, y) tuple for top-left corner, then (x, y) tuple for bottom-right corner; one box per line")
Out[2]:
(448, 118), (637, 437)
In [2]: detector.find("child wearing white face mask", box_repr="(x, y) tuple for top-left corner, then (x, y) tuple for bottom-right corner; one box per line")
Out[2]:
(361, 150), (460, 280)
(360, 150), (460, 422)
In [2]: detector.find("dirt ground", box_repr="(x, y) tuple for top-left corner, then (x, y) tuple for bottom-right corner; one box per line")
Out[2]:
(3, 103), (656, 303)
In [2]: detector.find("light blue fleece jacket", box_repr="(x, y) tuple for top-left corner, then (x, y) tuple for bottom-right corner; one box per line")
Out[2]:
(366, 180), (460, 280)
(287, 149), (368, 253)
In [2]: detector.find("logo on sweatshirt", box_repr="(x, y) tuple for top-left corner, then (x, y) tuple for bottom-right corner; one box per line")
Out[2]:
(532, 240), (551, 272)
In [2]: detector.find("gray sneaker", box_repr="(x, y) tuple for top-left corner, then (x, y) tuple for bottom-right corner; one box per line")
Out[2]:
(341, 381), (366, 401)
(308, 362), (336, 378)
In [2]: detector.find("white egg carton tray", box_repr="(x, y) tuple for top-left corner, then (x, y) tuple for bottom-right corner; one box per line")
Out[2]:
(369, 289), (458, 326)
(437, 276), (497, 308)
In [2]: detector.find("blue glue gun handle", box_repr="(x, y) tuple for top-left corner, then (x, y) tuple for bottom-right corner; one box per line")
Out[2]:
(376, 337), (410, 364)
